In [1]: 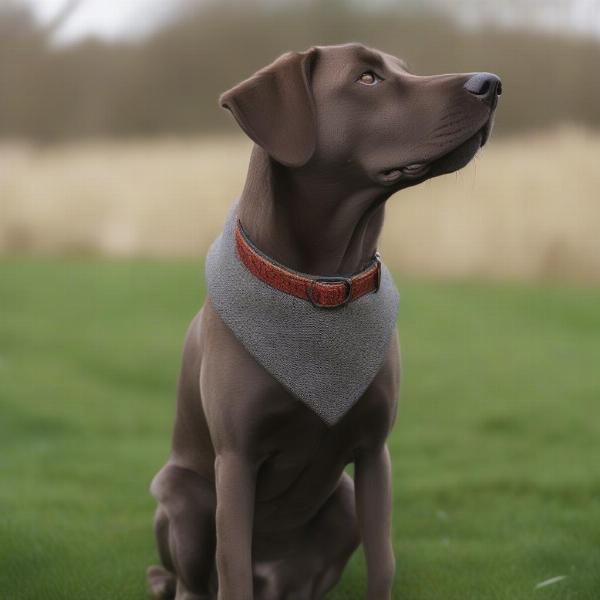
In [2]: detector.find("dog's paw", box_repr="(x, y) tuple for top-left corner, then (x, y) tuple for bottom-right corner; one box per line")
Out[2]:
(147, 565), (176, 600)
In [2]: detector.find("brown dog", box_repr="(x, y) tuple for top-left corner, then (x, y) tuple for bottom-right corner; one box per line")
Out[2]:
(147, 43), (501, 600)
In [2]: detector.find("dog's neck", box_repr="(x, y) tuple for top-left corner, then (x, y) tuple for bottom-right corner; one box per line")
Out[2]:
(238, 146), (391, 276)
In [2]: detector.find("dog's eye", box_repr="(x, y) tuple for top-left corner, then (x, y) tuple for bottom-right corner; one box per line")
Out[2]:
(357, 71), (382, 86)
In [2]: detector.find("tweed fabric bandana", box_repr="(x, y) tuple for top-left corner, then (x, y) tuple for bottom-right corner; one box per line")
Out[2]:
(205, 202), (400, 426)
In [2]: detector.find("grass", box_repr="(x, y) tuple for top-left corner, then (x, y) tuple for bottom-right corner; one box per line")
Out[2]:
(1, 258), (599, 599)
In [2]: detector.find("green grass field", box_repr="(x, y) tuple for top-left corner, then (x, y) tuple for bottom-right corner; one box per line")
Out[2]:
(1, 259), (599, 600)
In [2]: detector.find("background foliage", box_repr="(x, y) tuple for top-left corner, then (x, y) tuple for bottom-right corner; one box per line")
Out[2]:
(2, 0), (600, 141)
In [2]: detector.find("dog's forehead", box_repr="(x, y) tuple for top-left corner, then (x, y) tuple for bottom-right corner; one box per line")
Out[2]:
(381, 51), (411, 72)
(314, 43), (410, 73)
(316, 42), (381, 64)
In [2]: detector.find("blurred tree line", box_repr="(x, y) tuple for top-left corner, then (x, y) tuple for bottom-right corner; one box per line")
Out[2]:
(1, 0), (599, 141)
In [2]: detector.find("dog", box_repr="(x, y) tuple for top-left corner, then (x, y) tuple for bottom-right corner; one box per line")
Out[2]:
(147, 43), (501, 600)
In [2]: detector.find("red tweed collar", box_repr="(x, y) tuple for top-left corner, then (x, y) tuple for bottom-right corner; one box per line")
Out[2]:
(235, 220), (381, 309)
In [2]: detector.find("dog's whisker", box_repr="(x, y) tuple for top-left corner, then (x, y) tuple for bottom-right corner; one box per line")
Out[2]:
(438, 110), (463, 123)
(432, 115), (472, 134)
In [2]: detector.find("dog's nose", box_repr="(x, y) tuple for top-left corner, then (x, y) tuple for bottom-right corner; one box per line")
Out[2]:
(464, 72), (502, 107)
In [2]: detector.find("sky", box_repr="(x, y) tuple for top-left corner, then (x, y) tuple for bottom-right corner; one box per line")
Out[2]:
(19, 0), (600, 43)
(20, 0), (187, 42)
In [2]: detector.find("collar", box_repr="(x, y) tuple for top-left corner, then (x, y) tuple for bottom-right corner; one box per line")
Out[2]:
(235, 220), (381, 309)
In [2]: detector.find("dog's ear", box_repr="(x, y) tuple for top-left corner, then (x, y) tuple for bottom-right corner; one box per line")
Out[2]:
(219, 48), (319, 167)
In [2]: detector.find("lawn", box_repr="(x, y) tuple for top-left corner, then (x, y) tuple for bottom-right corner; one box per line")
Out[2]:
(1, 258), (599, 599)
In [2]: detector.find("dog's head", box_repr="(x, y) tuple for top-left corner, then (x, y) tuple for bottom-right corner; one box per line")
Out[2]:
(220, 43), (501, 191)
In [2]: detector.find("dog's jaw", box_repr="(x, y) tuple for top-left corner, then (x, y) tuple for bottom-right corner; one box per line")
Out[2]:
(372, 116), (494, 188)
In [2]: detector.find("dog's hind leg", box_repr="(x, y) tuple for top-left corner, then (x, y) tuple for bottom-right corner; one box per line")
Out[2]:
(148, 464), (217, 600)
(253, 472), (360, 600)
(305, 473), (360, 599)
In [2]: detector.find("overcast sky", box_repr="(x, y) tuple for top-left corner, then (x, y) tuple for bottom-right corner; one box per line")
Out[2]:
(21, 0), (187, 42)
(20, 0), (600, 42)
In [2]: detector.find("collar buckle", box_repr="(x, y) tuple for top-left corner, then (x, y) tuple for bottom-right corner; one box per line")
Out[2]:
(307, 276), (353, 309)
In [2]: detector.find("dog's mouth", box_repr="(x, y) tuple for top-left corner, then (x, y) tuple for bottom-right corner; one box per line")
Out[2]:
(376, 116), (494, 186)
(379, 162), (430, 183)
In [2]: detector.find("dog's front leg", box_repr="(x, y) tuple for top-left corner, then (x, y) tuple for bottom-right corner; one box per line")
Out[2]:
(214, 453), (256, 600)
(355, 444), (395, 600)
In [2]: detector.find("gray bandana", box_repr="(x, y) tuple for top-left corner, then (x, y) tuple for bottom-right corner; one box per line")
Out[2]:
(205, 202), (400, 426)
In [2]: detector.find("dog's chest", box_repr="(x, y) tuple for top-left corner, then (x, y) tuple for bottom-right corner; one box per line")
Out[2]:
(254, 427), (354, 504)
(253, 385), (395, 503)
